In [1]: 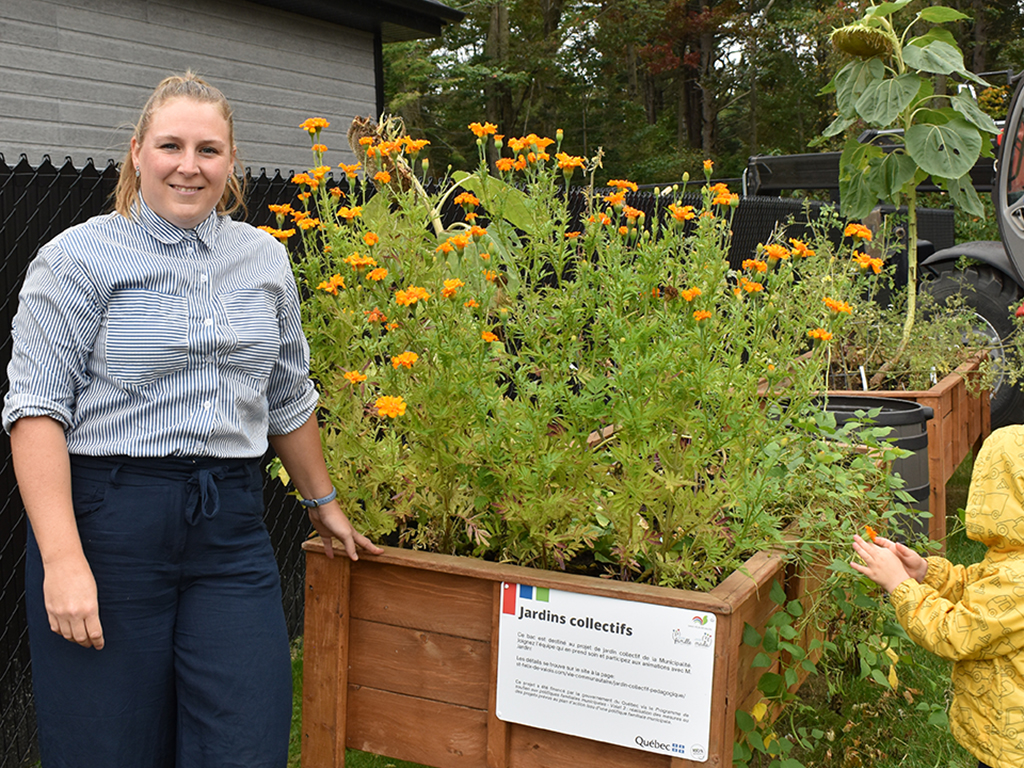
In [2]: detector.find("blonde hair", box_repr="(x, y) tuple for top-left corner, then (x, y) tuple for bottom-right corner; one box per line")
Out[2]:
(114, 71), (247, 220)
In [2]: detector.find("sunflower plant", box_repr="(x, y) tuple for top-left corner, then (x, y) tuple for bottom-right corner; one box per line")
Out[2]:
(265, 116), (916, 594)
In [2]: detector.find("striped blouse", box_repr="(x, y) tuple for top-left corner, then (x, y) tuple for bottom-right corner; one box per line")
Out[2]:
(2, 198), (318, 458)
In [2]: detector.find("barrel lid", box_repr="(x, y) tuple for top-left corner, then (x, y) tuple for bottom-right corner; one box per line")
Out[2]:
(814, 395), (934, 426)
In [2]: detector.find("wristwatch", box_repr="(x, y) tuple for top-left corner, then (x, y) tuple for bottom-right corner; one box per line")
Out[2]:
(298, 487), (338, 508)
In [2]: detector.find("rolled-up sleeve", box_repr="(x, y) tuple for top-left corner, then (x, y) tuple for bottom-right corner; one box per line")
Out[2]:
(265, 258), (318, 436)
(3, 243), (102, 433)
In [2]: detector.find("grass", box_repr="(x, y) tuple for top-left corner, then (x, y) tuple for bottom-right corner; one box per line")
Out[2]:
(287, 454), (985, 768)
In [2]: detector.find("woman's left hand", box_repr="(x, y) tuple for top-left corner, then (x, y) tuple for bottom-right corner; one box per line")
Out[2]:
(307, 501), (384, 560)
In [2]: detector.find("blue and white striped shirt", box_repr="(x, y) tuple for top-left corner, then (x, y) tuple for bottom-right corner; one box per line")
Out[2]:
(2, 198), (318, 458)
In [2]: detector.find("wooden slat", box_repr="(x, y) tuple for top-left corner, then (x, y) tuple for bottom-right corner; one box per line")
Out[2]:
(349, 560), (493, 640)
(347, 685), (489, 768)
(508, 723), (674, 768)
(349, 618), (491, 709)
(487, 582), (511, 768)
(302, 552), (351, 768)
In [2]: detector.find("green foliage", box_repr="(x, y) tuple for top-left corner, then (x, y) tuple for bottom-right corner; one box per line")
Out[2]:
(268, 119), (919, 591)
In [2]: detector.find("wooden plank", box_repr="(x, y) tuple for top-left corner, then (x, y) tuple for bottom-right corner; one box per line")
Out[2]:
(349, 560), (494, 641)
(306, 541), (737, 615)
(508, 724), (674, 768)
(347, 686), (489, 768)
(301, 552), (351, 768)
(349, 618), (491, 709)
(487, 582), (511, 768)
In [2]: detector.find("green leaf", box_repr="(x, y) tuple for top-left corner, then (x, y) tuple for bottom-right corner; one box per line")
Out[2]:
(950, 92), (1000, 135)
(743, 623), (762, 647)
(909, 28), (958, 49)
(451, 171), (533, 233)
(763, 627), (780, 653)
(928, 710), (950, 727)
(902, 40), (964, 75)
(822, 114), (856, 139)
(855, 73), (922, 126)
(834, 59), (884, 118)
(753, 652), (774, 668)
(770, 579), (787, 606)
(905, 117), (983, 179)
(839, 138), (886, 219)
(870, 668), (890, 687)
(757, 672), (784, 696)
(918, 6), (969, 23)
(866, 0), (913, 17)
(736, 709), (757, 732)
(945, 173), (986, 218)
(867, 151), (918, 204)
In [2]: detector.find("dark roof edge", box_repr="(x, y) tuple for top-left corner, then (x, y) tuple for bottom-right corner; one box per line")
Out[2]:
(247, 0), (463, 42)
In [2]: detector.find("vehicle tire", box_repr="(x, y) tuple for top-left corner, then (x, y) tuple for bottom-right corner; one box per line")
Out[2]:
(924, 264), (1024, 429)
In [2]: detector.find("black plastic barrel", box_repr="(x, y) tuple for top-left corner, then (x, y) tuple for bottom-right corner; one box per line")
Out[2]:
(817, 395), (934, 538)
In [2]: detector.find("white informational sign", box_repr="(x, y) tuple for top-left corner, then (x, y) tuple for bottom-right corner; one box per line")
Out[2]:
(495, 582), (717, 762)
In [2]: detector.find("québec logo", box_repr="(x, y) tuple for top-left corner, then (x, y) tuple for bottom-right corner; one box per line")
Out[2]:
(635, 735), (671, 751)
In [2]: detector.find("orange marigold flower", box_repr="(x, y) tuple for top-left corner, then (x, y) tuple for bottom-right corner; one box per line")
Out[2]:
(329, 187), (343, 198)
(365, 307), (388, 323)
(367, 268), (388, 282)
(310, 165), (332, 180)
(464, 298), (479, 308)
(296, 192), (312, 202)
(376, 140), (402, 157)
(713, 191), (739, 206)
(436, 241), (454, 255)
(403, 138), (430, 154)
(865, 525), (879, 542)
(513, 156), (528, 172)
(694, 309), (712, 322)
(469, 121), (498, 137)
(556, 152), (585, 171)
(257, 226), (296, 242)
(291, 172), (315, 187)
(844, 223), (873, 241)
(267, 203), (294, 216)
(363, 232), (380, 246)
(442, 278), (465, 299)
(300, 117), (330, 134)
(469, 225), (488, 240)
(808, 328), (834, 342)
(337, 206), (363, 221)
(496, 157), (515, 172)
(479, 252), (491, 260)
(395, 285), (431, 306)
(623, 206), (644, 221)
(454, 192), (480, 209)
(317, 274), (346, 295)
(391, 351), (419, 369)
(603, 190), (627, 207)
(385, 322), (399, 331)
(618, 226), (629, 236)
(680, 287), (702, 301)
(483, 269), (498, 283)
(703, 159), (714, 171)
(296, 217), (321, 231)
(339, 162), (361, 178)
(344, 370), (367, 385)
(345, 252), (377, 270)
(358, 136), (376, 147)
(763, 243), (790, 261)
(375, 395), (407, 418)
(608, 179), (639, 192)
(789, 238), (815, 258)
(481, 331), (499, 342)
(740, 277), (764, 293)
(742, 258), (768, 273)
(709, 182), (730, 194)
(374, 170), (392, 184)
(852, 251), (884, 274)
(565, 231), (581, 239)
(824, 296), (853, 314)
(668, 203), (696, 222)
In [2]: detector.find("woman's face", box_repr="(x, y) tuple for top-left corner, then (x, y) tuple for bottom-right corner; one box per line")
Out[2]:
(130, 97), (235, 230)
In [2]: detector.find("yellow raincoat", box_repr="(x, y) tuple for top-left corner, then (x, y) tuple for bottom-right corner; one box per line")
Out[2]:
(891, 424), (1024, 768)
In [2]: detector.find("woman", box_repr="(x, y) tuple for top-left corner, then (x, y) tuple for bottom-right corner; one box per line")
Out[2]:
(3, 72), (381, 767)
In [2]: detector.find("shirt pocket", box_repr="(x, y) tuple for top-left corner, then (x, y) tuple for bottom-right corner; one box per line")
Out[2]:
(221, 289), (281, 381)
(105, 289), (189, 387)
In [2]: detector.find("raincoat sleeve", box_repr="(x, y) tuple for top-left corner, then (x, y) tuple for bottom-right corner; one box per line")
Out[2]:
(890, 563), (1024, 662)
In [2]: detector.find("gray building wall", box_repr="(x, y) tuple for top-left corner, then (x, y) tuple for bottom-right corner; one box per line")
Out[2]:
(1, 0), (377, 175)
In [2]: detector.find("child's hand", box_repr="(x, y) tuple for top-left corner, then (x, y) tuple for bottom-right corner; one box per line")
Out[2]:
(851, 535), (914, 594)
(874, 536), (928, 582)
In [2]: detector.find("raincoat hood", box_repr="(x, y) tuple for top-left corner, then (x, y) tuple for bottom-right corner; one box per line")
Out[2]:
(964, 425), (1024, 553)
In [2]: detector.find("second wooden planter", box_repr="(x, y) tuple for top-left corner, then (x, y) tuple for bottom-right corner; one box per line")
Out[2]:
(301, 539), (823, 768)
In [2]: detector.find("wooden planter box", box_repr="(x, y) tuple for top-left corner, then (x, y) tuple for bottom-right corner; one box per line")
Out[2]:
(301, 539), (821, 768)
(830, 354), (990, 542)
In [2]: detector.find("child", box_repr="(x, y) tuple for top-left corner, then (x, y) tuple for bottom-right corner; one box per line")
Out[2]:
(852, 424), (1024, 768)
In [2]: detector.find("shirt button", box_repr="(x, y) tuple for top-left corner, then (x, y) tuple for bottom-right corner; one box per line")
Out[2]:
(204, 318), (213, 327)
(186, 246), (195, 255)
(203, 401), (212, 410)
(200, 273), (208, 283)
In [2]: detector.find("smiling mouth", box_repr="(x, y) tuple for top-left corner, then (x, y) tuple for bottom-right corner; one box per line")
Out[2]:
(171, 185), (204, 193)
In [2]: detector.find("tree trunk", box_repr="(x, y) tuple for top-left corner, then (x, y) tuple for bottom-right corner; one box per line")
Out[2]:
(486, 2), (513, 133)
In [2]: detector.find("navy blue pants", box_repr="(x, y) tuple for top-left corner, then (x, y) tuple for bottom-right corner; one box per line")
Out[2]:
(25, 455), (291, 768)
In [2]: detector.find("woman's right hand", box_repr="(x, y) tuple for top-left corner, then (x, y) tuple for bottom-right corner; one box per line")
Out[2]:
(875, 537), (928, 582)
(43, 554), (104, 649)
